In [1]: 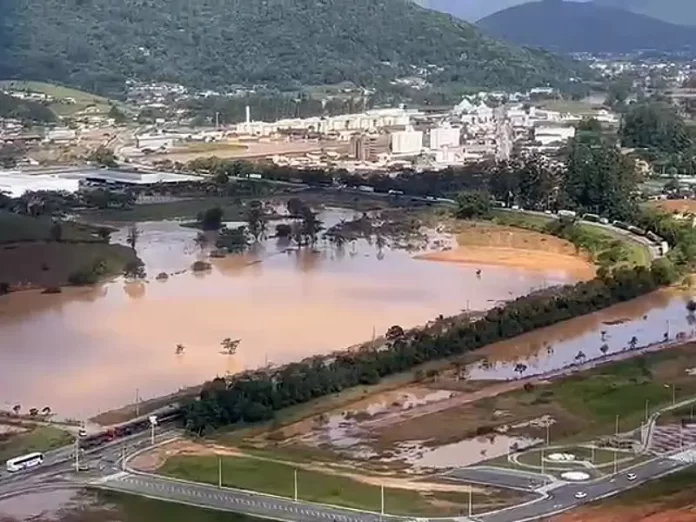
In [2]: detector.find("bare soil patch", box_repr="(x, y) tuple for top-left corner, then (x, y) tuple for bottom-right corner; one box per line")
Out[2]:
(417, 221), (596, 278)
(647, 199), (696, 214)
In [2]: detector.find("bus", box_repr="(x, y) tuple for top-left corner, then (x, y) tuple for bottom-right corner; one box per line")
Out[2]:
(5, 452), (44, 472)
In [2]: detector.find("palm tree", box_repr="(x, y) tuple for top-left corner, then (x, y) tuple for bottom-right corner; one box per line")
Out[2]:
(41, 406), (51, 416)
(600, 344), (609, 355)
(12, 404), (20, 415)
(175, 344), (185, 355)
(575, 350), (586, 363)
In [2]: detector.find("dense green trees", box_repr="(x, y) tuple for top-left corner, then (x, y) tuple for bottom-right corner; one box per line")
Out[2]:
(182, 263), (669, 434)
(620, 101), (692, 153)
(563, 140), (638, 219)
(455, 191), (491, 219)
(0, 0), (589, 96)
(0, 92), (55, 123)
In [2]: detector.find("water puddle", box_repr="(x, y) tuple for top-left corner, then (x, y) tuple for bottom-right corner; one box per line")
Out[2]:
(384, 435), (542, 469)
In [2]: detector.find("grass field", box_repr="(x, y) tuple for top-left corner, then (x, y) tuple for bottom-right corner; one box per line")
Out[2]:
(0, 211), (102, 244)
(0, 425), (73, 462)
(0, 80), (116, 116)
(80, 197), (262, 223)
(160, 454), (514, 516)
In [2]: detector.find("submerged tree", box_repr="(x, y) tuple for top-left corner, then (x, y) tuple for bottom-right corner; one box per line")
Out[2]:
(221, 338), (241, 355)
(126, 224), (139, 249)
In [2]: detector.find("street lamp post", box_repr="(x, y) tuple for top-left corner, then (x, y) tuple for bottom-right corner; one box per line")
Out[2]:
(218, 457), (222, 488)
(149, 415), (158, 445)
(294, 469), (298, 503)
(468, 488), (473, 519)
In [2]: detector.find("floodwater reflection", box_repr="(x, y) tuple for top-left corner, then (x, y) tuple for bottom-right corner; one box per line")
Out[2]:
(467, 288), (695, 380)
(0, 209), (577, 419)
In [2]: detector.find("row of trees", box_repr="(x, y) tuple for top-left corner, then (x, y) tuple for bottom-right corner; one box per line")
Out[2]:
(182, 262), (671, 433)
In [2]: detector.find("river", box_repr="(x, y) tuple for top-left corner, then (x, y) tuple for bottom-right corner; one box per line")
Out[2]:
(0, 208), (574, 420)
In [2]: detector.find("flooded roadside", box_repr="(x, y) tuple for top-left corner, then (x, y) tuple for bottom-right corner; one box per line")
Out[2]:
(466, 288), (695, 380)
(0, 209), (572, 420)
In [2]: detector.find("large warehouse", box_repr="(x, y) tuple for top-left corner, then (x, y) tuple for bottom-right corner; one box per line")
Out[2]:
(0, 171), (80, 198)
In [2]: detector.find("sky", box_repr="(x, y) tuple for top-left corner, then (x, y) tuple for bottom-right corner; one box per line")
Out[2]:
(416, 0), (590, 22)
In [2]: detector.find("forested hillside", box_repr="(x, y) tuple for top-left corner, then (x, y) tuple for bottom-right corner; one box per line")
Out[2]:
(478, 0), (696, 53)
(0, 0), (589, 96)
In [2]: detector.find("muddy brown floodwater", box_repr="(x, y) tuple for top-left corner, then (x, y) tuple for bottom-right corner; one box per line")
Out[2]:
(0, 209), (576, 420)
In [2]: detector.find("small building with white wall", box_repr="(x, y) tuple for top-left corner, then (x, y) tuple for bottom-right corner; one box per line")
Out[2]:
(390, 127), (423, 155)
(534, 125), (576, 146)
(429, 124), (460, 150)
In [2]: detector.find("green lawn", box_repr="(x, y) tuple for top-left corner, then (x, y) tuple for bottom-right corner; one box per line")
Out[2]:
(160, 454), (482, 516)
(0, 80), (116, 116)
(0, 425), (74, 462)
(80, 197), (259, 223)
(0, 211), (102, 244)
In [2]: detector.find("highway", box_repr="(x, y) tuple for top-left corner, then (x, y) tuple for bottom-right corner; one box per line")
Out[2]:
(0, 421), (692, 522)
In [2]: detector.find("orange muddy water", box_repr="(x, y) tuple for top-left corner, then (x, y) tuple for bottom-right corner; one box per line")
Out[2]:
(0, 209), (600, 419)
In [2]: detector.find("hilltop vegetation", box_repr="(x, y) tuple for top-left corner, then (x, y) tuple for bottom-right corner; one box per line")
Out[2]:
(477, 0), (696, 53)
(0, 0), (589, 96)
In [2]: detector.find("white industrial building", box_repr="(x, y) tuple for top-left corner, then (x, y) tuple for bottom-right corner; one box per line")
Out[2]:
(534, 125), (576, 146)
(390, 127), (423, 155)
(44, 128), (77, 143)
(236, 107), (417, 137)
(75, 169), (201, 185)
(0, 171), (80, 197)
(429, 124), (461, 150)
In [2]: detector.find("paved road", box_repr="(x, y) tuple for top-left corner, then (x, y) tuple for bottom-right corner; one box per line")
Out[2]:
(94, 471), (434, 522)
(478, 455), (687, 522)
(443, 467), (549, 492)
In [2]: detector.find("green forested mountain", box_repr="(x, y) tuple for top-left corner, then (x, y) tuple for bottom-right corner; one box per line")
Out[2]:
(594, 0), (696, 27)
(478, 0), (696, 53)
(0, 0), (589, 96)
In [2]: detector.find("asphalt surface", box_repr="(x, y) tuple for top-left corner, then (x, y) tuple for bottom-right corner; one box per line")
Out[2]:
(95, 471), (437, 522)
(478, 456), (687, 522)
(443, 467), (548, 492)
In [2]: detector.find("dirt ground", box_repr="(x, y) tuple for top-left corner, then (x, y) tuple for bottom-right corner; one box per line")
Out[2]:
(417, 222), (596, 279)
(647, 199), (696, 214)
(146, 139), (348, 163)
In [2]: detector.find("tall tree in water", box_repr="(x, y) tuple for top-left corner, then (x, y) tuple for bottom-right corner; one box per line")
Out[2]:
(246, 200), (267, 242)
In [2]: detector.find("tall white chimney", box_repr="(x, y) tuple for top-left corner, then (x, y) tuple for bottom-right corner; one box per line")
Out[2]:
(245, 105), (251, 124)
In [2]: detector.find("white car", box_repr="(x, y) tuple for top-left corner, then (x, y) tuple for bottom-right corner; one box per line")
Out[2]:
(574, 491), (587, 500)
(627, 473), (637, 481)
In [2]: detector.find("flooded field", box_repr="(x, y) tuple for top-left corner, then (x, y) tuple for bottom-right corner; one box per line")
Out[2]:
(0, 209), (572, 420)
(466, 288), (696, 381)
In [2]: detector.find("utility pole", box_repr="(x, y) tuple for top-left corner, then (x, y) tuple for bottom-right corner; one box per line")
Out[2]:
(468, 488), (473, 518)
(218, 457), (222, 488)
(294, 469), (298, 502)
(615, 414), (619, 436)
(591, 445), (595, 463)
(74, 436), (80, 472)
(546, 421), (550, 447)
(135, 388), (140, 417)
(541, 446), (545, 483)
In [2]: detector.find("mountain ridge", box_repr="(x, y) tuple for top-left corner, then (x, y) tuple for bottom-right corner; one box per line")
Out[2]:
(478, 0), (696, 53)
(594, 0), (696, 27)
(0, 0), (590, 97)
